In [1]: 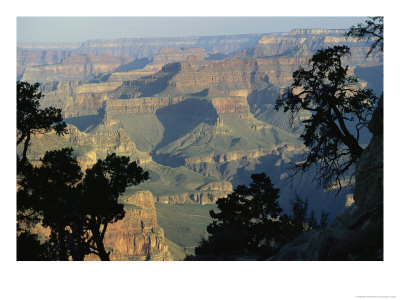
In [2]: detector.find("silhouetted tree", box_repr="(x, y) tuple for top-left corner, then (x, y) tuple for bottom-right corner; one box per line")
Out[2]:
(18, 149), (149, 261)
(79, 154), (149, 260)
(17, 232), (56, 261)
(17, 81), (68, 228)
(289, 194), (329, 233)
(290, 194), (310, 232)
(17, 81), (67, 162)
(17, 82), (69, 260)
(188, 175), (331, 260)
(275, 45), (379, 189)
(16, 81), (149, 261)
(346, 17), (383, 57)
(192, 173), (293, 259)
(32, 148), (83, 260)
(17, 157), (41, 227)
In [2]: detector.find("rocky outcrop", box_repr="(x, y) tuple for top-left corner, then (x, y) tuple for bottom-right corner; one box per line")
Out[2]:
(197, 181), (233, 192)
(166, 57), (305, 89)
(148, 48), (208, 70)
(289, 29), (347, 35)
(21, 121), (152, 168)
(77, 34), (265, 58)
(17, 49), (72, 79)
(39, 81), (122, 118)
(21, 55), (135, 82)
(237, 29), (382, 66)
(210, 97), (250, 116)
(17, 41), (82, 77)
(104, 97), (185, 114)
(182, 144), (303, 166)
(155, 190), (230, 204)
(90, 190), (173, 261)
(269, 100), (383, 260)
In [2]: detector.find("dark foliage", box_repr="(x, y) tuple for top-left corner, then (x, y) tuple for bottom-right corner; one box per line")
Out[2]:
(289, 194), (329, 232)
(17, 81), (67, 162)
(78, 154), (149, 260)
(17, 232), (56, 261)
(187, 173), (308, 260)
(189, 173), (323, 260)
(346, 17), (383, 57)
(17, 149), (149, 261)
(33, 148), (83, 260)
(17, 157), (42, 228)
(275, 45), (378, 190)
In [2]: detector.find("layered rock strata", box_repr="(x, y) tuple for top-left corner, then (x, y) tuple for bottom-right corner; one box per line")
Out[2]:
(147, 47), (209, 71)
(17, 33), (264, 80)
(154, 181), (233, 204)
(237, 29), (382, 66)
(39, 81), (123, 118)
(20, 122), (152, 168)
(87, 190), (173, 261)
(21, 55), (135, 82)
(76, 34), (265, 58)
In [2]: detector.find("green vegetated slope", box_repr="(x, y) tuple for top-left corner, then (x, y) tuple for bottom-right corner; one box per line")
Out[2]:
(155, 203), (216, 255)
(126, 161), (224, 198)
(154, 114), (299, 160)
(163, 238), (187, 261)
(113, 113), (164, 152)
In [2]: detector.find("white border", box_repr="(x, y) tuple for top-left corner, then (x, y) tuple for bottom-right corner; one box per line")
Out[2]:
(2, 1), (399, 300)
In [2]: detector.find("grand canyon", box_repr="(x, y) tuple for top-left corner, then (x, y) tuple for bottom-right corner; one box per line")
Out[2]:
(17, 22), (383, 261)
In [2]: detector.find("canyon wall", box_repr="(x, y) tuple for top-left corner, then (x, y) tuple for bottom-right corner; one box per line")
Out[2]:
(87, 190), (173, 261)
(17, 33), (264, 81)
(21, 55), (136, 82)
(236, 29), (382, 66)
(77, 34), (265, 58)
(148, 47), (209, 71)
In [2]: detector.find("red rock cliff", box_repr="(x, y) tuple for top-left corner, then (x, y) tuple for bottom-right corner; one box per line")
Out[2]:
(87, 190), (173, 261)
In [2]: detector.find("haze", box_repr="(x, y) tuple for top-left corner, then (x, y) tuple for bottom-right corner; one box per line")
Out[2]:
(17, 17), (367, 44)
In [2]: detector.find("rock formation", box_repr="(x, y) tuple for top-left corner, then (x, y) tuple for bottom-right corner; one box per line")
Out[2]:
(86, 190), (173, 261)
(147, 48), (208, 71)
(21, 55), (135, 82)
(17, 34), (264, 81)
(236, 29), (383, 66)
(74, 34), (265, 58)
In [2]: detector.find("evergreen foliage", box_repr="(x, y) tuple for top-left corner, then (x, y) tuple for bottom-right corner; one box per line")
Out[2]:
(17, 81), (67, 162)
(346, 16), (383, 57)
(275, 45), (378, 189)
(188, 173), (327, 260)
